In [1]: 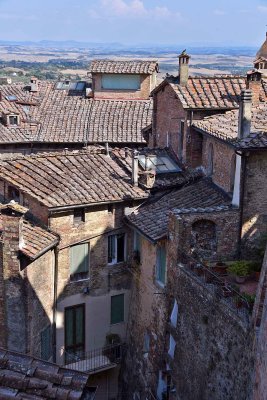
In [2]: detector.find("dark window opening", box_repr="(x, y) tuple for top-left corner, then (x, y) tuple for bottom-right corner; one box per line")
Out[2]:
(8, 185), (20, 202)
(108, 234), (125, 264)
(9, 115), (19, 125)
(73, 208), (85, 224)
(108, 204), (114, 213)
(65, 304), (85, 364)
(111, 294), (124, 324)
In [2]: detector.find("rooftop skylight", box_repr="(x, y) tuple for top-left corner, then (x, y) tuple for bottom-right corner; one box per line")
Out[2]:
(55, 81), (86, 91)
(138, 155), (181, 174)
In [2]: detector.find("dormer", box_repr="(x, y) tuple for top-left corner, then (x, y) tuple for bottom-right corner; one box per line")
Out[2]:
(89, 59), (158, 100)
(2, 111), (20, 127)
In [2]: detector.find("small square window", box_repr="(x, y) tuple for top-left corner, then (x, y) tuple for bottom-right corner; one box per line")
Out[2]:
(8, 185), (20, 202)
(108, 204), (114, 213)
(73, 208), (85, 224)
(9, 115), (19, 125)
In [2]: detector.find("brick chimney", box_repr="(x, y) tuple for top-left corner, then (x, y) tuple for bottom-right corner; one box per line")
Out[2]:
(178, 51), (190, 86)
(246, 71), (262, 104)
(238, 89), (252, 139)
(30, 76), (38, 92)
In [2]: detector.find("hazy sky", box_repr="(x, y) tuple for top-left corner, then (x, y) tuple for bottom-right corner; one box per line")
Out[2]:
(0, 0), (267, 46)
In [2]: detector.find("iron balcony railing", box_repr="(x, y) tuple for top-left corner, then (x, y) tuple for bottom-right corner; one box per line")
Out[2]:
(63, 343), (125, 373)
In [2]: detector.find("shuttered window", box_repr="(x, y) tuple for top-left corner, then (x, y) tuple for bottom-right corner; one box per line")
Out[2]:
(41, 325), (52, 361)
(111, 294), (124, 324)
(134, 231), (141, 253)
(70, 243), (89, 280)
(156, 245), (166, 285)
(65, 304), (85, 363)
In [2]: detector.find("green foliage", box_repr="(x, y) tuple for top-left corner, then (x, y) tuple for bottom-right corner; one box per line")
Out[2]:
(227, 261), (251, 277)
(241, 293), (256, 305)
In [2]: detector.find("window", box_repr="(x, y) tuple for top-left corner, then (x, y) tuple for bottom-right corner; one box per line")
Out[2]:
(108, 233), (126, 264)
(134, 231), (141, 252)
(102, 74), (141, 90)
(230, 154), (236, 193)
(8, 185), (20, 202)
(156, 244), (166, 285)
(170, 300), (178, 327)
(70, 243), (89, 280)
(111, 294), (124, 324)
(41, 325), (52, 361)
(168, 334), (176, 359)
(65, 304), (85, 363)
(108, 204), (114, 213)
(9, 115), (19, 125)
(143, 331), (150, 355)
(138, 154), (181, 174)
(73, 208), (85, 224)
(207, 143), (214, 176)
(179, 120), (185, 160)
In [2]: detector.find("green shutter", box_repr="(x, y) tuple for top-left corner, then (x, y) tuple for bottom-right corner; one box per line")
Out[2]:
(134, 231), (141, 252)
(111, 294), (124, 324)
(70, 243), (89, 275)
(65, 308), (74, 347)
(41, 326), (52, 361)
(156, 245), (166, 284)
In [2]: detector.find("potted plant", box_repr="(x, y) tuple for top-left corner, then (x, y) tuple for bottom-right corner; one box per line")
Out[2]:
(227, 261), (251, 283)
(213, 258), (227, 275)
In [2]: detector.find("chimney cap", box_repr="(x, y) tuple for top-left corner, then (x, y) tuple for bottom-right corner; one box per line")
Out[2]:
(240, 89), (252, 103)
(178, 49), (190, 59)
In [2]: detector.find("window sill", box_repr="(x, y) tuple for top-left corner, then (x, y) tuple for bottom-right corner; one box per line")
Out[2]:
(108, 261), (126, 267)
(69, 276), (90, 284)
(155, 280), (165, 289)
(110, 321), (125, 326)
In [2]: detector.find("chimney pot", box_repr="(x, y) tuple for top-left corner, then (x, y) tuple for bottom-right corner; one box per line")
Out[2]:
(238, 89), (252, 139)
(178, 51), (190, 86)
(132, 150), (139, 187)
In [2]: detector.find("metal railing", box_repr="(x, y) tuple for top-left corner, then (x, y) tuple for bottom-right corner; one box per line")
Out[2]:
(179, 253), (252, 316)
(63, 343), (124, 373)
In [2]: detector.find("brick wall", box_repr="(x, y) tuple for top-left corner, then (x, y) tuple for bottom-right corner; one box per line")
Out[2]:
(1, 209), (27, 353)
(0, 240), (7, 348)
(242, 151), (267, 255)
(26, 250), (55, 359)
(166, 212), (254, 400)
(201, 136), (236, 194)
(122, 236), (168, 398)
(253, 246), (267, 400)
(93, 73), (152, 100)
(150, 84), (187, 155)
(170, 209), (240, 262)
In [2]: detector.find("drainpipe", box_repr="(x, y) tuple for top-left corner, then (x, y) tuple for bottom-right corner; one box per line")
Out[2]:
(52, 247), (59, 363)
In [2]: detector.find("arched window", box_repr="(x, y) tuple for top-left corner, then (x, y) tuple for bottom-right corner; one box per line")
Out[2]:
(191, 219), (217, 258)
(207, 143), (214, 176)
(230, 154), (236, 193)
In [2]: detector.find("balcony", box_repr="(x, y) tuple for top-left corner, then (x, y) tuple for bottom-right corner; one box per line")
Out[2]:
(63, 343), (125, 373)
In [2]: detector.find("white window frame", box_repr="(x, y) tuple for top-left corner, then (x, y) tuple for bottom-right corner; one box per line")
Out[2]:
(108, 233), (127, 265)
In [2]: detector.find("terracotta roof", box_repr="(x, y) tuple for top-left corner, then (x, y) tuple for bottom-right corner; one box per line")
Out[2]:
(112, 147), (203, 190)
(0, 149), (148, 208)
(193, 103), (267, 149)
(169, 76), (248, 109)
(126, 179), (231, 241)
(0, 82), (152, 144)
(89, 60), (158, 75)
(154, 75), (267, 109)
(20, 219), (59, 260)
(0, 347), (95, 400)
